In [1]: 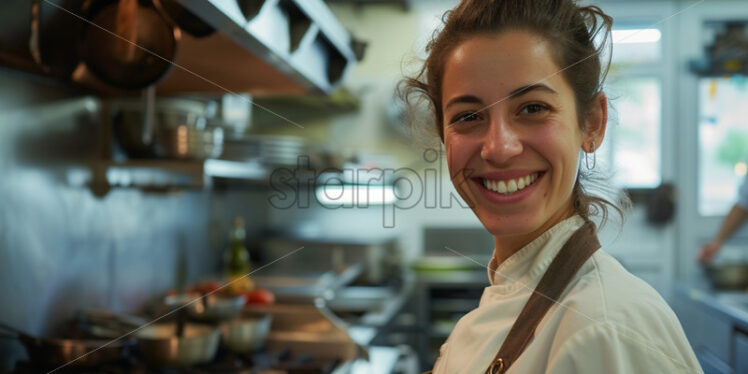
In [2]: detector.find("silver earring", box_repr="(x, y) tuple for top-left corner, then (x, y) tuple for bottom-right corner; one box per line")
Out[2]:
(585, 141), (596, 170)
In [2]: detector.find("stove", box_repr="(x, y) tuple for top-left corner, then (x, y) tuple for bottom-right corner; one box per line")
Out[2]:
(11, 348), (340, 374)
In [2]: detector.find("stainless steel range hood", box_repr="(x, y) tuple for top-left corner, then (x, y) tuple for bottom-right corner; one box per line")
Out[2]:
(156, 0), (359, 95)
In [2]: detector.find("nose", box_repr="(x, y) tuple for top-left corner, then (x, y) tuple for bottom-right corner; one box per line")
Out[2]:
(480, 115), (523, 165)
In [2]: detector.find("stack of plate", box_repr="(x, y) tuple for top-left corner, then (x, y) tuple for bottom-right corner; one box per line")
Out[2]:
(222, 135), (334, 169)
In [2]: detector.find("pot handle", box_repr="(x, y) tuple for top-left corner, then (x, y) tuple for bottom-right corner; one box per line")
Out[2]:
(142, 86), (156, 144)
(29, 0), (49, 73)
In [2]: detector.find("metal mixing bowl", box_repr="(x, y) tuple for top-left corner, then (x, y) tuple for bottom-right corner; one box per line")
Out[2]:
(135, 322), (219, 366)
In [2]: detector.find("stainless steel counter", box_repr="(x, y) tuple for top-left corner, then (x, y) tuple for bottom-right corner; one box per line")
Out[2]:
(341, 346), (403, 374)
(675, 279), (748, 331)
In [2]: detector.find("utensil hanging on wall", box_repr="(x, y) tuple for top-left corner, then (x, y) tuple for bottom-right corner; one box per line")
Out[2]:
(26, 0), (85, 79)
(114, 0), (138, 63)
(79, 0), (179, 90)
(29, 0), (48, 73)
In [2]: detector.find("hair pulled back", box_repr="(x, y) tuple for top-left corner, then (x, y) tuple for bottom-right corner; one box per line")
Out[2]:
(401, 0), (627, 226)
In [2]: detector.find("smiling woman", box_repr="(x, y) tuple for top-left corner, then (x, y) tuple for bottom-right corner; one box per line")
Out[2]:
(400, 1), (703, 373)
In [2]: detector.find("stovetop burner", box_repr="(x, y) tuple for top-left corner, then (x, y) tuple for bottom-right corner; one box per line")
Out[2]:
(11, 348), (340, 374)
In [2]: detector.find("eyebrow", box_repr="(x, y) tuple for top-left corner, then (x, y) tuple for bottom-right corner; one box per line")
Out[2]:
(444, 83), (558, 111)
(508, 83), (558, 98)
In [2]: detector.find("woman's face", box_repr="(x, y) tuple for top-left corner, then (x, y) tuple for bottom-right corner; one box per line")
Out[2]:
(442, 31), (600, 249)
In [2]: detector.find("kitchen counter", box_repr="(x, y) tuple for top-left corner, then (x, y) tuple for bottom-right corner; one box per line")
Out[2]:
(336, 346), (403, 374)
(674, 277), (748, 373)
(674, 278), (748, 332)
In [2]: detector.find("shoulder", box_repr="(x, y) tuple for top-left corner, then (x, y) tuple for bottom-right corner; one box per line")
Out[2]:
(546, 250), (701, 373)
(547, 319), (702, 373)
(553, 250), (675, 331)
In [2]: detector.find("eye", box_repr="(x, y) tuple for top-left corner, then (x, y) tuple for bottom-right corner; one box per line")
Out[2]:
(519, 103), (549, 115)
(449, 112), (482, 125)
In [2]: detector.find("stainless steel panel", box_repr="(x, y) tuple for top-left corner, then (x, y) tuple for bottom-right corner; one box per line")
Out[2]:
(0, 68), (269, 369)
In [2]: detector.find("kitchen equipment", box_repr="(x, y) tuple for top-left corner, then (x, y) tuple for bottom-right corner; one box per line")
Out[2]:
(164, 293), (245, 321)
(74, 309), (146, 339)
(80, 0), (179, 90)
(704, 263), (748, 290)
(29, 0), (48, 73)
(135, 322), (220, 366)
(236, 0), (265, 21)
(259, 235), (398, 285)
(153, 0), (215, 38)
(112, 97), (224, 159)
(219, 310), (272, 353)
(0, 322), (130, 368)
(251, 304), (361, 362)
(24, 0), (85, 79)
(221, 135), (318, 167)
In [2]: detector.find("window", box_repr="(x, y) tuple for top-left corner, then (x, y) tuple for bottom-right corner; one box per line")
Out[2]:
(604, 77), (662, 188)
(600, 24), (664, 189)
(698, 77), (748, 216)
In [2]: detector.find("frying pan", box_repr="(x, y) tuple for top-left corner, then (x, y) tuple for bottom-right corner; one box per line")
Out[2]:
(79, 0), (179, 90)
(0, 321), (130, 368)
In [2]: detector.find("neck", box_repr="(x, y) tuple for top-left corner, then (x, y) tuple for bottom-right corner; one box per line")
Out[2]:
(492, 206), (577, 267)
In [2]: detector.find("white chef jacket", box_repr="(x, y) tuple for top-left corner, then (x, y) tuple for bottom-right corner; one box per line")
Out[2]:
(432, 215), (702, 374)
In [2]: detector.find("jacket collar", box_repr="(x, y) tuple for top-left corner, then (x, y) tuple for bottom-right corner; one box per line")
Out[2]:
(486, 215), (585, 292)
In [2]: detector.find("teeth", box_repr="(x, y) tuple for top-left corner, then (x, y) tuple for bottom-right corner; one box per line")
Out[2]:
(497, 180), (507, 193)
(482, 173), (540, 195)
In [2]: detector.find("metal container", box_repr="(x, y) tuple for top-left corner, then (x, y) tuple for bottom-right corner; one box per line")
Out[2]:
(135, 322), (220, 366)
(705, 263), (748, 290)
(0, 322), (130, 368)
(80, 0), (179, 90)
(164, 293), (245, 321)
(111, 97), (223, 160)
(219, 310), (272, 353)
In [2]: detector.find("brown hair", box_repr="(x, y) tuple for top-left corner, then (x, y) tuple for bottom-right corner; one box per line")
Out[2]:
(400, 0), (628, 227)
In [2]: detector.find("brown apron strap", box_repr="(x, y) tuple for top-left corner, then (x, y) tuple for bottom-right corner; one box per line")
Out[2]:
(485, 220), (601, 374)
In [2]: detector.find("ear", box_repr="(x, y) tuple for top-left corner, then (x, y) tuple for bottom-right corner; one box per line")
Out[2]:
(582, 93), (608, 153)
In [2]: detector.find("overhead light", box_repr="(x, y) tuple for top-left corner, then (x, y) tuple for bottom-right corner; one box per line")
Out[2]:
(612, 28), (661, 44)
(316, 184), (397, 206)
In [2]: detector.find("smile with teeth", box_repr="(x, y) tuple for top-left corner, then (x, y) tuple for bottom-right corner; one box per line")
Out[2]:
(482, 173), (539, 195)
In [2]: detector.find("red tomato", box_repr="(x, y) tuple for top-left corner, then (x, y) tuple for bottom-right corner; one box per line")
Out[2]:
(191, 280), (222, 294)
(246, 289), (275, 305)
(203, 281), (222, 294)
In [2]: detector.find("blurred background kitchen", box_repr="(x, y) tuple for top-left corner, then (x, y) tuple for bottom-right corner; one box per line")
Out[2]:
(1, 0), (748, 373)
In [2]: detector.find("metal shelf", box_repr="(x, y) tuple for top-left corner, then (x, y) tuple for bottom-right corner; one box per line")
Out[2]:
(157, 0), (358, 95)
(86, 159), (270, 196)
